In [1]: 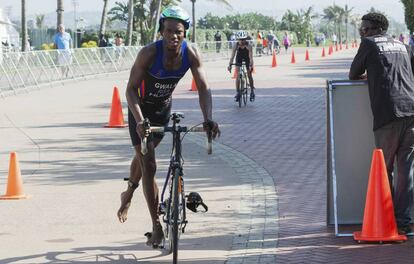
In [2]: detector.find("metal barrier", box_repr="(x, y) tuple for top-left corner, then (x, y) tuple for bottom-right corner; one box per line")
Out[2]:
(0, 46), (140, 97)
(0, 41), (268, 97)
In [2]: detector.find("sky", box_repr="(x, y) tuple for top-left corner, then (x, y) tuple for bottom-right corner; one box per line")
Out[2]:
(0, 0), (407, 24)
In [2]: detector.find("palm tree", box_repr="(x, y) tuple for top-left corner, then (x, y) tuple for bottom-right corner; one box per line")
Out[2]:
(99, 0), (110, 36)
(57, 0), (64, 28)
(323, 5), (345, 43)
(21, 0), (28, 51)
(35, 14), (45, 29)
(190, 0), (231, 42)
(401, 0), (414, 33)
(343, 5), (354, 43)
(152, 0), (162, 41)
(126, 0), (134, 45)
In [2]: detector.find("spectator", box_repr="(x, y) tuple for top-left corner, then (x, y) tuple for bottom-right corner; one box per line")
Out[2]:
(214, 30), (222, 53)
(283, 32), (290, 53)
(53, 24), (72, 77)
(266, 31), (275, 55)
(332, 33), (337, 45)
(349, 12), (414, 235)
(98, 34), (108, 61)
(399, 33), (406, 43)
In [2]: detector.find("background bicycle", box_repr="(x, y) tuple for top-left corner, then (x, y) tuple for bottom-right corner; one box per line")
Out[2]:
(229, 62), (251, 107)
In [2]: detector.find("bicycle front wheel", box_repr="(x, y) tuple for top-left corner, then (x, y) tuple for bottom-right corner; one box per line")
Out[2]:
(171, 170), (180, 263)
(242, 75), (248, 106)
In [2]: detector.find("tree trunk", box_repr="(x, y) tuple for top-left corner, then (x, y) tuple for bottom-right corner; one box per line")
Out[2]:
(191, 0), (195, 42)
(99, 0), (109, 35)
(126, 0), (134, 45)
(57, 0), (64, 28)
(21, 0), (28, 51)
(152, 0), (162, 42)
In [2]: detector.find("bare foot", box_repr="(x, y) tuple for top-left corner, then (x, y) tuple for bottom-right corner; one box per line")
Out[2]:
(117, 190), (133, 223)
(146, 224), (164, 248)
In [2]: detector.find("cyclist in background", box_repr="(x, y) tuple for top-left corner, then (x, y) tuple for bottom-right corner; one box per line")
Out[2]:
(117, 6), (220, 248)
(227, 30), (255, 102)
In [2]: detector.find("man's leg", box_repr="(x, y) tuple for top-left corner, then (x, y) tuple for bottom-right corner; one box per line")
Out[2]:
(247, 70), (255, 101)
(395, 117), (414, 228)
(141, 139), (164, 246)
(374, 120), (400, 196)
(235, 66), (241, 101)
(117, 138), (162, 224)
(117, 146), (142, 223)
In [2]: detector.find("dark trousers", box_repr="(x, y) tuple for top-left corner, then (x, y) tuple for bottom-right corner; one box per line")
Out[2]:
(374, 116), (414, 227)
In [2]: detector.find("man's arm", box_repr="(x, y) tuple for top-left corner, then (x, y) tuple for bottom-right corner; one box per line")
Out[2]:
(188, 45), (220, 138)
(349, 39), (368, 80)
(228, 44), (237, 68)
(125, 45), (155, 136)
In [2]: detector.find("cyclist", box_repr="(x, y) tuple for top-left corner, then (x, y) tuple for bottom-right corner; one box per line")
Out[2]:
(228, 30), (255, 102)
(117, 6), (220, 248)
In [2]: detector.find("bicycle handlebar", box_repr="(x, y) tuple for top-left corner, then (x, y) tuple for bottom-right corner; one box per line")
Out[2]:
(140, 126), (213, 155)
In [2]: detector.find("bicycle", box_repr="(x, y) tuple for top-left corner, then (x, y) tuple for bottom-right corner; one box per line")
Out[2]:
(229, 62), (250, 107)
(141, 112), (212, 264)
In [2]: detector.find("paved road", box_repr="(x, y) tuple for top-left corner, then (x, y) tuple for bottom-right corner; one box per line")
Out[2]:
(1, 45), (413, 263)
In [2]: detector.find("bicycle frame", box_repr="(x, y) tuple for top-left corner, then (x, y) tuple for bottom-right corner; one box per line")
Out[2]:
(231, 62), (249, 107)
(145, 112), (209, 264)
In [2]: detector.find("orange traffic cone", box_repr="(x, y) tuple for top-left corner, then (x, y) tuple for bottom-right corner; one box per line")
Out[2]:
(232, 68), (238, 79)
(0, 152), (30, 200)
(291, 50), (296, 64)
(305, 49), (310, 61)
(352, 42), (355, 48)
(271, 52), (277, 67)
(321, 47), (326, 57)
(189, 78), (197, 91)
(328, 45), (333, 55)
(105, 86), (127, 128)
(335, 43), (339, 51)
(353, 149), (407, 242)
(340, 43), (343, 50)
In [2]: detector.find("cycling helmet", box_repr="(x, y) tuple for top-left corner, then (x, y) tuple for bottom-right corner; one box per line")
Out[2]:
(236, 30), (248, 40)
(159, 6), (191, 31)
(186, 192), (208, 213)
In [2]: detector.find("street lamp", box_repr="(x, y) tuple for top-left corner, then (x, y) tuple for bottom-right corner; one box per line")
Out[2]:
(72, 0), (79, 48)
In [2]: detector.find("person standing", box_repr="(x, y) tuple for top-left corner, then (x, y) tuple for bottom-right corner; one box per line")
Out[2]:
(349, 12), (414, 235)
(282, 32), (290, 53)
(214, 30), (222, 53)
(117, 6), (220, 247)
(53, 24), (72, 77)
(98, 34), (108, 61)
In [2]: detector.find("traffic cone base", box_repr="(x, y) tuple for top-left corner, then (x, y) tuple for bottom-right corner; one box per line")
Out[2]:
(353, 231), (406, 242)
(0, 152), (30, 200)
(105, 86), (128, 128)
(353, 149), (407, 243)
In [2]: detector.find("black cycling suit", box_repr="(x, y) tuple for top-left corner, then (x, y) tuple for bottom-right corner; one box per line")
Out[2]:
(128, 40), (191, 146)
(235, 42), (250, 68)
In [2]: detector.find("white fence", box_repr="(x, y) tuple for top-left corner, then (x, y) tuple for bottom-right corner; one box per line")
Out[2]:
(0, 41), (268, 97)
